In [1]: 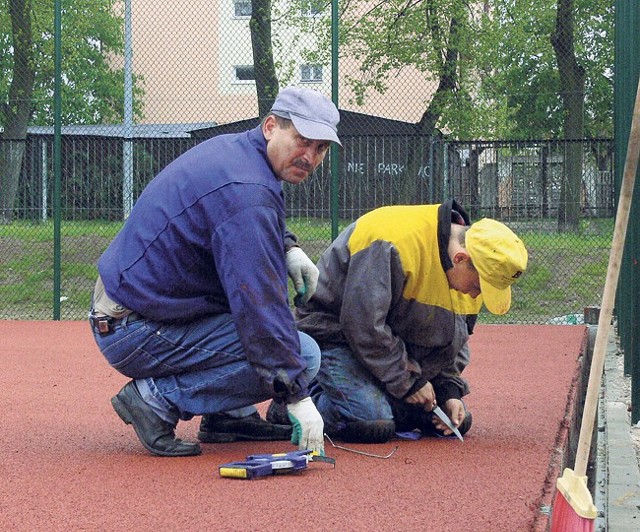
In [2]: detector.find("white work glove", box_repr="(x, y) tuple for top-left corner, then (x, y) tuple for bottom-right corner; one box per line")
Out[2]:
(286, 397), (325, 455)
(285, 247), (319, 307)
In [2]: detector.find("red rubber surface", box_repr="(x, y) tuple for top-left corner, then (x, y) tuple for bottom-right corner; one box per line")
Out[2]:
(0, 321), (585, 531)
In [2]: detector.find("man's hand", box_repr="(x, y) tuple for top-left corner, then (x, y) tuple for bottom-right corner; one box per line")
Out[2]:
(431, 398), (465, 435)
(286, 397), (325, 455)
(286, 247), (319, 307)
(404, 381), (437, 411)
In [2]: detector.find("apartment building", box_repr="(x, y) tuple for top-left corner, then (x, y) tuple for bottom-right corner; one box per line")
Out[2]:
(125, 0), (429, 126)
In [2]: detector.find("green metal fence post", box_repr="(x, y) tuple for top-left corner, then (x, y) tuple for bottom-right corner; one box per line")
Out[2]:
(330, 0), (339, 240)
(614, 0), (640, 424)
(53, 0), (62, 320)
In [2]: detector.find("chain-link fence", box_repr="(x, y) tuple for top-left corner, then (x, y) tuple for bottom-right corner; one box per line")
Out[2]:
(1, 0), (617, 325)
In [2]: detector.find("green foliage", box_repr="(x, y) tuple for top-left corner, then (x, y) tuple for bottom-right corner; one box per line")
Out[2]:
(0, 218), (611, 321)
(476, 0), (613, 139)
(339, 0), (478, 126)
(0, 0), (144, 126)
(518, 261), (552, 291)
(478, 219), (610, 324)
(289, 0), (613, 141)
(0, 1), (11, 99)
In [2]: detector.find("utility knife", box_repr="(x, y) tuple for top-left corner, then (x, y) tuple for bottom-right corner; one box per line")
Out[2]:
(432, 405), (464, 442)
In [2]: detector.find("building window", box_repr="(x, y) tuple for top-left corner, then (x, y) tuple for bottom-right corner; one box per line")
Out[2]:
(234, 1), (252, 17)
(234, 65), (255, 82)
(301, 64), (323, 83)
(301, 0), (323, 16)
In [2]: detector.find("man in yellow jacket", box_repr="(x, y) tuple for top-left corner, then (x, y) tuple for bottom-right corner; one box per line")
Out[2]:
(273, 199), (528, 443)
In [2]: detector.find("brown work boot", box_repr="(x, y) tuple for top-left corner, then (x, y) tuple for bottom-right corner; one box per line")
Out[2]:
(111, 381), (201, 457)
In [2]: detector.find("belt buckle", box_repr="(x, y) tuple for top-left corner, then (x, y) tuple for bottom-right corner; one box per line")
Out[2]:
(96, 318), (111, 334)
(90, 315), (113, 335)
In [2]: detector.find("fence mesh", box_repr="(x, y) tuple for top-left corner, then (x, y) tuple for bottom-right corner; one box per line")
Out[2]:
(1, 0), (615, 324)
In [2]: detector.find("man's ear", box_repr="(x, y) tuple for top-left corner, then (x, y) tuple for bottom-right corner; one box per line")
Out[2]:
(453, 251), (471, 264)
(262, 115), (277, 140)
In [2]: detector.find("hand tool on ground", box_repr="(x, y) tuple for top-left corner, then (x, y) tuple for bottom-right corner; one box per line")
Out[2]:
(551, 72), (640, 531)
(219, 449), (335, 479)
(432, 405), (464, 442)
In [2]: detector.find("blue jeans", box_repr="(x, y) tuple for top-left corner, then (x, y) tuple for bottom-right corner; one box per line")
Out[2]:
(313, 344), (465, 435)
(311, 344), (397, 434)
(90, 313), (320, 422)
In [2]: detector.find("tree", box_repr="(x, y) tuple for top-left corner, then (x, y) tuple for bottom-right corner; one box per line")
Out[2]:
(0, 0), (33, 223)
(291, 0), (611, 142)
(288, 1), (480, 203)
(0, 0), (142, 222)
(326, 0), (479, 138)
(250, 0), (279, 116)
(301, 0), (611, 227)
(476, 0), (612, 140)
(476, 0), (612, 230)
(552, 0), (585, 232)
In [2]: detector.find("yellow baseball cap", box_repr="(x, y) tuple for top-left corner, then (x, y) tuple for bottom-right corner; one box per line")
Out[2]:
(466, 218), (528, 315)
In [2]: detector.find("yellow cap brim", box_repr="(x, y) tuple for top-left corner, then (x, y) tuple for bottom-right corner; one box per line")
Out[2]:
(479, 277), (511, 315)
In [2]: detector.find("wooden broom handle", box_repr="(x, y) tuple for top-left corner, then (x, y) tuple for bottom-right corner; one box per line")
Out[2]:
(574, 75), (640, 476)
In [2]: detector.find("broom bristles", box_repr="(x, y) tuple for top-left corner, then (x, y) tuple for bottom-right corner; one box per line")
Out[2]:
(550, 468), (597, 531)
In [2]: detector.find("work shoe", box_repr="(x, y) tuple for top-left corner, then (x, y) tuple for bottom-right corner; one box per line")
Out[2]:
(197, 412), (292, 443)
(111, 381), (201, 457)
(268, 395), (396, 443)
(331, 419), (396, 444)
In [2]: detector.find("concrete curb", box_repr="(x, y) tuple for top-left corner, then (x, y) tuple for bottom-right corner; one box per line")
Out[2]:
(598, 326), (640, 529)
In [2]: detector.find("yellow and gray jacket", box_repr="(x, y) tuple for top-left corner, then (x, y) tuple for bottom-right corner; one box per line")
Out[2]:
(296, 199), (482, 402)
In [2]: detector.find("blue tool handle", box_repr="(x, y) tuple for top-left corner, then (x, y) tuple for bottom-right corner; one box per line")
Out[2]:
(247, 450), (311, 461)
(247, 451), (309, 474)
(220, 450), (317, 479)
(246, 450), (310, 472)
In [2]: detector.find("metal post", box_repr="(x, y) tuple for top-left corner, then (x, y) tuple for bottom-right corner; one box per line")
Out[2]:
(123, 0), (134, 219)
(41, 140), (48, 222)
(53, 0), (62, 319)
(330, 0), (339, 239)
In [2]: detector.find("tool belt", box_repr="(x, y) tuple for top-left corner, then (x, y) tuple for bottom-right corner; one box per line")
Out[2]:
(89, 311), (141, 336)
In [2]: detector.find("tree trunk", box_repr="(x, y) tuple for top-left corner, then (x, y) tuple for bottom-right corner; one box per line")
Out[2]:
(250, 0), (279, 118)
(0, 0), (35, 223)
(541, 144), (549, 217)
(403, 14), (463, 204)
(467, 146), (481, 218)
(551, 0), (585, 232)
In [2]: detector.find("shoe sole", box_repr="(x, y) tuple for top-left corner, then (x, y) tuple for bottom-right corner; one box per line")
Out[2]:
(111, 394), (201, 457)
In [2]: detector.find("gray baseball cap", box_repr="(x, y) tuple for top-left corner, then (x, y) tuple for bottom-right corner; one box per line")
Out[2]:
(270, 86), (341, 146)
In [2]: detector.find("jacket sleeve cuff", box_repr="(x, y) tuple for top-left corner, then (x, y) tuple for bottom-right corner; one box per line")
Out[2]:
(401, 375), (431, 400)
(284, 231), (299, 252)
(434, 382), (463, 403)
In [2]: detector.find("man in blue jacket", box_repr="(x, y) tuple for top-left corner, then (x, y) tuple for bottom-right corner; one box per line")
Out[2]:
(89, 87), (340, 457)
